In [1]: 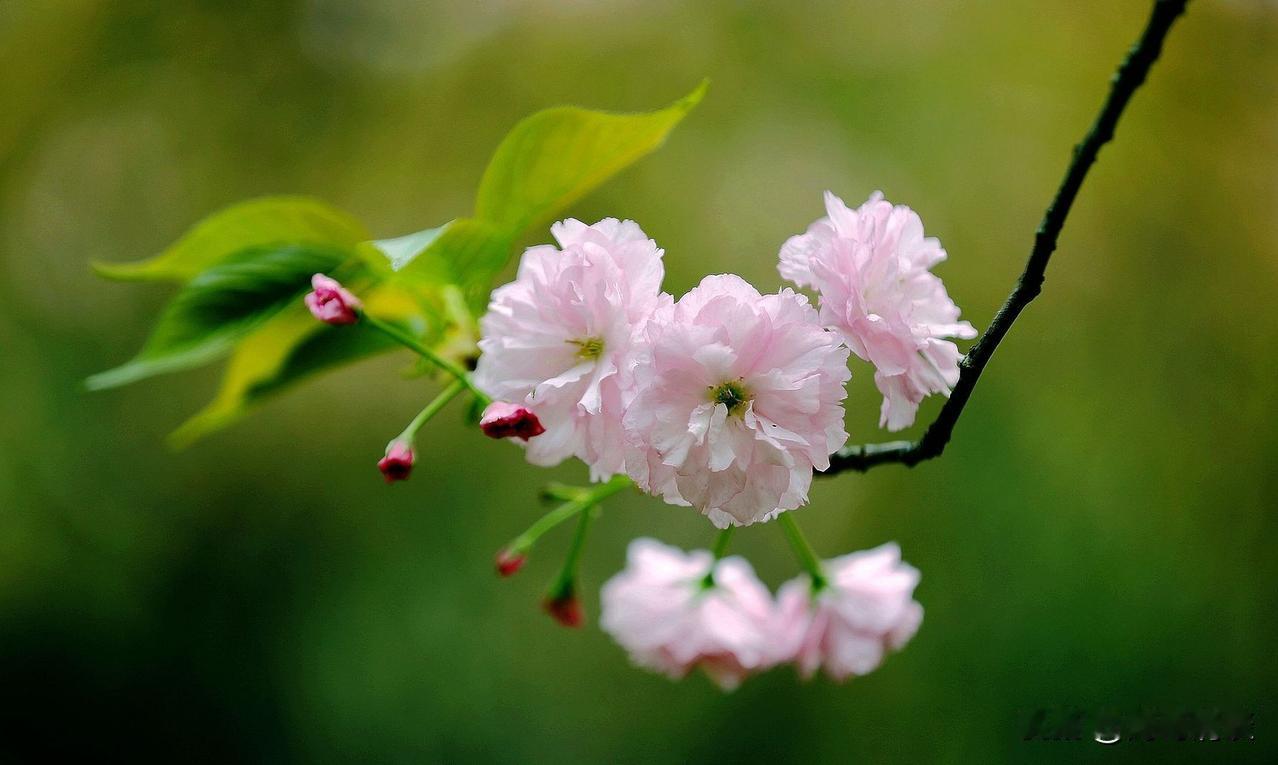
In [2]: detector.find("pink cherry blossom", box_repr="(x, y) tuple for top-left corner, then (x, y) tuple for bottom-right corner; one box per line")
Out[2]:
(473, 218), (666, 480)
(623, 274), (851, 528)
(773, 543), (923, 682)
(779, 191), (976, 431)
(600, 538), (776, 690)
(304, 273), (362, 325)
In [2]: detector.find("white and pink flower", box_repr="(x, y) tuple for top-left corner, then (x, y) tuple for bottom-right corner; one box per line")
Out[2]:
(779, 191), (976, 431)
(600, 538), (776, 690)
(773, 542), (923, 681)
(473, 218), (667, 480)
(623, 274), (851, 527)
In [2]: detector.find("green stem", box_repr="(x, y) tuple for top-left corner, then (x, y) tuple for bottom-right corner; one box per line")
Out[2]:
(778, 513), (826, 590)
(508, 476), (631, 555)
(549, 504), (599, 598)
(539, 483), (591, 504)
(710, 527), (734, 560)
(701, 527), (735, 589)
(362, 313), (491, 404)
(394, 379), (466, 444)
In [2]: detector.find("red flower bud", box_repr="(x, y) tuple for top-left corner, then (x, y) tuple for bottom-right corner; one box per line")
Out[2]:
(305, 273), (362, 325)
(543, 592), (584, 628)
(480, 401), (546, 440)
(378, 441), (414, 483)
(495, 549), (526, 577)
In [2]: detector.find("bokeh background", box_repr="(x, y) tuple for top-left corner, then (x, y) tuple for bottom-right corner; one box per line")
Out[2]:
(2, 0), (1276, 762)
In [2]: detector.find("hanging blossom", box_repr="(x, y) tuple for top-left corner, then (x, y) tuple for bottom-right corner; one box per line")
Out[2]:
(623, 274), (851, 528)
(600, 538), (776, 690)
(773, 543), (923, 682)
(473, 218), (667, 480)
(779, 191), (976, 431)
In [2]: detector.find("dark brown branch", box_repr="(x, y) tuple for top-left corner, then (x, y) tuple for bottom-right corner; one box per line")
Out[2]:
(822, 0), (1190, 476)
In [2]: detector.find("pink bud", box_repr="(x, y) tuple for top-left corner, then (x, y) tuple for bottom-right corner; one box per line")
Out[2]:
(378, 441), (414, 483)
(305, 273), (362, 325)
(480, 401), (546, 440)
(495, 549), (526, 577)
(543, 592), (583, 628)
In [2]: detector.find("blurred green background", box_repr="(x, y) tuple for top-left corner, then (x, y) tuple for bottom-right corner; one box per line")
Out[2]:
(2, 0), (1276, 762)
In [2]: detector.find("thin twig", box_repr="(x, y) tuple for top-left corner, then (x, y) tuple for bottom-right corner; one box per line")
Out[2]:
(822, 0), (1190, 477)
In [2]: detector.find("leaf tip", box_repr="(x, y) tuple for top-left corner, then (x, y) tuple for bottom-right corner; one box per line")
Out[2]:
(679, 78), (711, 111)
(84, 364), (136, 391)
(167, 407), (232, 450)
(90, 259), (151, 281)
(165, 424), (200, 451)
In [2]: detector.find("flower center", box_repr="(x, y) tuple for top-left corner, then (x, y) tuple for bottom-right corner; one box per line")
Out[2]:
(708, 379), (751, 416)
(568, 336), (604, 360)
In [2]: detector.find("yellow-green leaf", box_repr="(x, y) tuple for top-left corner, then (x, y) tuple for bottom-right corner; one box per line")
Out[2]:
(473, 80), (707, 238)
(168, 284), (425, 448)
(93, 196), (369, 282)
(87, 244), (352, 390)
(372, 223), (453, 272)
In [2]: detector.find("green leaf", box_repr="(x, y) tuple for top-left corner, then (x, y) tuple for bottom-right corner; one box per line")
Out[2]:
(93, 196), (369, 282)
(379, 84), (709, 303)
(474, 80), (707, 238)
(91, 83), (709, 444)
(372, 222), (453, 272)
(86, 244), (350, 390)
(168, 284), (427, 447)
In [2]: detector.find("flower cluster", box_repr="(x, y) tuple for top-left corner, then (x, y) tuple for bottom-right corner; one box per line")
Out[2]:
(304, 191), (969, 689)
(473, 192), (973, 524)
(601, 538), (923, 689)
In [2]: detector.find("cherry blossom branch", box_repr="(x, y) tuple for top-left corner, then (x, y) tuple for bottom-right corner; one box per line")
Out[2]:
(822, 0), (1189, 477)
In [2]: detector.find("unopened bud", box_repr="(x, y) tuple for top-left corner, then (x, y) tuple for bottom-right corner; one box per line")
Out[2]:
(495, 549), (527, 577)
(543, 591), (583, 628)
(480, 401), (546, 440)
(305, 273), (362, 325)
(378, 441), (414, 483)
